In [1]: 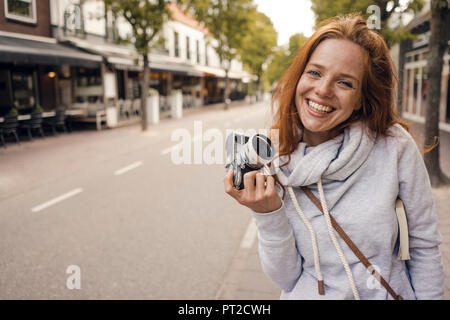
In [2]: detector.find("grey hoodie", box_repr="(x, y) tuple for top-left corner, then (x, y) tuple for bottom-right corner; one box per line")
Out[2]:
(251, 122), (444, 300)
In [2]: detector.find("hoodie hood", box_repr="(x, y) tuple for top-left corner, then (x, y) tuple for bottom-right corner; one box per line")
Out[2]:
(275, 122), (375, 187)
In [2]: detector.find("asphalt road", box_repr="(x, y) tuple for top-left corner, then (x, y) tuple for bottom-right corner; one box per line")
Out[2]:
(0, 101), (273, 299)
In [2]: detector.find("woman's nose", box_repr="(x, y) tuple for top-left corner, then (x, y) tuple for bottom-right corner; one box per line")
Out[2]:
(315, 78), (333, 98)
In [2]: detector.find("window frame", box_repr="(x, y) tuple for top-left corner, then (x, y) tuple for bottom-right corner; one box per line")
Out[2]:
(4, 0), (37, 24)
(174, 31), (179, 57)
(186, 36), (190, 61)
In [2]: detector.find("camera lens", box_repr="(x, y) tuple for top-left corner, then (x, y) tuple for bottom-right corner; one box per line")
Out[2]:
(252, 134), (273, 160)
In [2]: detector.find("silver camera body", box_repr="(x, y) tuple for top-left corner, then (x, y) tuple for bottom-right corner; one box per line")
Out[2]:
(225, 132), (274, 190)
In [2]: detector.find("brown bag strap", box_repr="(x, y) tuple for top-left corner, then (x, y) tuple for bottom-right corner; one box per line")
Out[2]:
(300, 186), (403, 300)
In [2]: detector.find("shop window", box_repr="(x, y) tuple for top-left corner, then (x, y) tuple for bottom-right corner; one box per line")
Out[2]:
(5, 0), (37, 24)
(421, 67), (427, 117)
(11, 70), (36, 110)
(75, 68), (102, 103)
(403, 69), (410, 113)
(412, 68), (419, 114)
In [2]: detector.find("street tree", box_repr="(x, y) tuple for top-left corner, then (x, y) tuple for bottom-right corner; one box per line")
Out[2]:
(104, 0), (170, 131)
(424, 0), (449, 186)
(182, 0), (253, 109)
(239, 9), (277, 93)
(311, 0), (425, 46)
(263, 33), (308, 87)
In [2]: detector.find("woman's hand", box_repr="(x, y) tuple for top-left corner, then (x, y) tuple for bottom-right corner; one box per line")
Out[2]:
(224, 169), (282, 213)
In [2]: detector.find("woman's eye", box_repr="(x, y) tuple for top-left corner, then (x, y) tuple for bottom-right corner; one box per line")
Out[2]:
(307, 70), (320, 77)
(339, 81), (353, 88)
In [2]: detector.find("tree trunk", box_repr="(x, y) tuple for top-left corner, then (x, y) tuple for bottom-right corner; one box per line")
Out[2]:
(141, 54), (149, 131)
(424, 0), (449, 186)
(224, 68), (230, 110)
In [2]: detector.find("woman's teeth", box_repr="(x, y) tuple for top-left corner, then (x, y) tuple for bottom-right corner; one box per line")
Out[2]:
(308, 100), (335, 114)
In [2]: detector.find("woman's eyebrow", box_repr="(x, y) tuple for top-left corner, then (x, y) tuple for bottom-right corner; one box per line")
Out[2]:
(308, 63), (360, 84)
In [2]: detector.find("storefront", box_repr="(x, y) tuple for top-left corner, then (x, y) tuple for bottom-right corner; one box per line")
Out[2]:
(398, 10), (450, 132)
(0, 35), (102, 116)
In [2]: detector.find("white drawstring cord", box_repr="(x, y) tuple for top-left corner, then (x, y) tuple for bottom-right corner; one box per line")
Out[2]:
(287, 186), (325, 295)
(317, 178), (360, 300)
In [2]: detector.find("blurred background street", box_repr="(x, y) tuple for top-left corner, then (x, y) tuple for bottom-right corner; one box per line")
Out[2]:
(0, 101), (275, 299)
(1, 101), (449, 299)
(1, 0), (450, 300)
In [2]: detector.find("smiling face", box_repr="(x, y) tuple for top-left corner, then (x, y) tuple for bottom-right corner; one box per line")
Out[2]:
(295, 39), (366, 146)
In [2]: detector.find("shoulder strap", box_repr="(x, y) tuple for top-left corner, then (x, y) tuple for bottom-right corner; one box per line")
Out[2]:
(396, 199), (411, 260)
(300, 186), (403, 300)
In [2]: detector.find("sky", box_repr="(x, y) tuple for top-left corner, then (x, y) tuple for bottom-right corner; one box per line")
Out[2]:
(254, 0), (315, 46)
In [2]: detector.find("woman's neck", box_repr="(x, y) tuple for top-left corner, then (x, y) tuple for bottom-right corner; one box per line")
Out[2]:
(303, 128), (340, 147)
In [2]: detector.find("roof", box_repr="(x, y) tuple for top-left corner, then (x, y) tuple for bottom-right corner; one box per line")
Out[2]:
(406, 9), (431, 31)
(168, 3), (209, 34)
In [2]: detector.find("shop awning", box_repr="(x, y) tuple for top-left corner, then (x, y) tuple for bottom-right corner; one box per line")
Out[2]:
(0, 35), (102, 68)
(63, 37), (143, 71)
(149, 60), (204, 77)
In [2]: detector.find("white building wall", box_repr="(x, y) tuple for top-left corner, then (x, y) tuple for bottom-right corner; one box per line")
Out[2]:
(50, 0), (247, 74)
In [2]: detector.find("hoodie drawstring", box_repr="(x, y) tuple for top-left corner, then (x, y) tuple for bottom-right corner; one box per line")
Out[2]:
(287, 186), (325, 295)
(288, 178), (360, 300)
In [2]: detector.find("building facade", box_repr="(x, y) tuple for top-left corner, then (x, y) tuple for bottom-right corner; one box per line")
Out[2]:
(392, 0), (450, 132)
(0, 0), (252, 119)
(0, 0), (102, 116)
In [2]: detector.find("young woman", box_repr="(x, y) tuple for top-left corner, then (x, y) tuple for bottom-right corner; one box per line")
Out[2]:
(224, 14), (444, 300)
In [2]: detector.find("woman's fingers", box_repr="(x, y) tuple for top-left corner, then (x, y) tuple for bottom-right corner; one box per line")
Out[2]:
(255, 172), (267, 198)
(224, 169), (242, 199)
(265, 175), (276, 196)
(243, 170), (258, 194)
(224, 169), (281, 213)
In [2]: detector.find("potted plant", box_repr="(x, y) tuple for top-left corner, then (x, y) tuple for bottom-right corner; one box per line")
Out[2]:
(148, 88), (159, 96)
(7, 108), (19, 116)
(33, 106), (44, 114)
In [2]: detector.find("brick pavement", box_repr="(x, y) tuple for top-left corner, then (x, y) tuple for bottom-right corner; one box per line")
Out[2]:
(221, 121), (450, 300)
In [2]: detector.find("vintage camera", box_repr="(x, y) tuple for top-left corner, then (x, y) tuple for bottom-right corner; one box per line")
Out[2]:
(225, 132), (274, 190)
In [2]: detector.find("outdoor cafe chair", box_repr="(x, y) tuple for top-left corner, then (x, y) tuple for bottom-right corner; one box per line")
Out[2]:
(0, 114), (20, 147)
(124, 100), (132, 118)
(19, 112), (44, 141)
(43, 109), (67, 135)
(132, 99), (141, 116)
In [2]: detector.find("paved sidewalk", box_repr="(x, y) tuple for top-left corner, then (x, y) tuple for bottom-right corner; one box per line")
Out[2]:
(220, 122), (450, 300)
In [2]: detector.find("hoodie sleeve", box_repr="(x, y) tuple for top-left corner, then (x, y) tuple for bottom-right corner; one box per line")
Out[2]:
(395, 127), (445, 300)
(251, 201), (303, 292)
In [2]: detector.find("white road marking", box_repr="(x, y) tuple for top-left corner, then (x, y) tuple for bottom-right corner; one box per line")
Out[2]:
(161, 145), (180, 155)
(240, 218), (258, 249)
(114, 161), (143, 176)
(161, 135), (203, 155)
(31, 188), (83, 213)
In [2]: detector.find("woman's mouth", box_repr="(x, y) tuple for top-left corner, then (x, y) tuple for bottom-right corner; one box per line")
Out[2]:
(306, 99), (336, 114)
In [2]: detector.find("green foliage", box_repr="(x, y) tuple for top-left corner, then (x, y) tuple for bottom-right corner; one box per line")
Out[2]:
(263, 33), (308, 86)
(310, 0), (425, 46)
(148, 88), (159, 96)
(239, 9), (277, 86)
(33, 106), (44, 113)
(104, 0), (170, 55)
(182, 0), (254, 70)
(7, 108), (18, 116)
